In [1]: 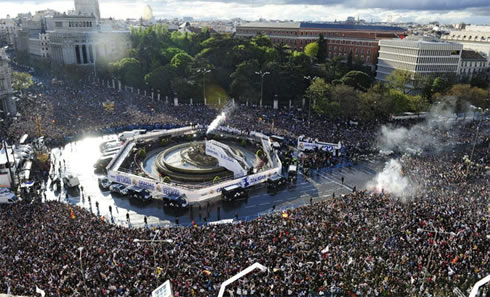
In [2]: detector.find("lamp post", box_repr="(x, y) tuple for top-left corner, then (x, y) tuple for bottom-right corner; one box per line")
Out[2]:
(197, 68), (211, 104)
(78, 247), (89, 297)
(133, 231), (174, 278)
(303, 75), (316, 127)
(255, 71), (270, 108)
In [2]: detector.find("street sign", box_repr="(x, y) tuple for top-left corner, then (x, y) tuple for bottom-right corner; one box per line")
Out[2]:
(152, 280), (173, 297)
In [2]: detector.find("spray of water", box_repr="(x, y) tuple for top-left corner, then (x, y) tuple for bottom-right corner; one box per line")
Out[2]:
(206, 102), (235, 134)
(367, 159), (416, 200)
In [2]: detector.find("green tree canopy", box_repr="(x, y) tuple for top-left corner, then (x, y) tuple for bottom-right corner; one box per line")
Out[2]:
(110, 58), (144, 88)
(11, 72), (33, 91)
(304, 42), (319, 59)
(340, 70), (372, 91)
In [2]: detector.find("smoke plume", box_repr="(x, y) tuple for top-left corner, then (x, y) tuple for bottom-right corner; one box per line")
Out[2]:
(377, 97), (459, 154)
(206, 101), (235, 134)
(366, 159), (416, 200)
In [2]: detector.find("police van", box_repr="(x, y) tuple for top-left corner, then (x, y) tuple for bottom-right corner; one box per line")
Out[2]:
(222, 185), (248, 201)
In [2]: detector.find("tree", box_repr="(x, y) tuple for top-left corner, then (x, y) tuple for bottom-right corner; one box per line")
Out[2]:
(304, 42), (319, 59)
(306, 77), (330, 115)
(230, 59), (260, 104)
(386, 69), (412, 93)
(317, 34), (326, 63)
(11, 72), (33, 91)
(442, 84), (489, 111)
(330, 84), (360, 118)
(171, 52), (194, 76)
(359, 84), (394, 120)
(347, 51), (353, 69)
(144, 64), (177, 95)
(110, 58), (144, 88)
(430, 76), (451, 95)
(340, 71), (372, 91)
(470, 73), (489, 89)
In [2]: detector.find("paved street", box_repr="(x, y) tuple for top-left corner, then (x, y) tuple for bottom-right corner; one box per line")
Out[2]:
(46, 135), (381, 227)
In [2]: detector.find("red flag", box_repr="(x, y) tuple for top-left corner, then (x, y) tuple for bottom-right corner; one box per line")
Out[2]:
(70, 208), (75, 220)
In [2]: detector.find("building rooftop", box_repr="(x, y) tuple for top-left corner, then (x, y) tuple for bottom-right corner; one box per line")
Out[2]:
(238, 22), (406, 32)
(238, 22), (300, 29)
(379, 38), (463, 50)
(300, 22), (406, 32)
(461, 50), (486, 61)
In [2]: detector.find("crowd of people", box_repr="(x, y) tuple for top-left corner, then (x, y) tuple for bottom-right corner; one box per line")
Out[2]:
(2, 74), (379, 157)
(1, 144), (488, 296)
(0, 70), (488, 296)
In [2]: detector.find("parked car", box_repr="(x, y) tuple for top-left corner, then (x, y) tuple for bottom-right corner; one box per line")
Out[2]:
(109, 183), (129, 196)
(98, 176), (112, 190)
(222, 185), (248, 201)
(127, 186), (152, 201)
(267, 174), (288, 190)
(0, 189), (19, 204)
(63, 175), (80, 189)
(162, 193), (189, 208)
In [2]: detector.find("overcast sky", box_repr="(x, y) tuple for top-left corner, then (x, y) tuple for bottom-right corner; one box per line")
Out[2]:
(1, 0), (490, 24)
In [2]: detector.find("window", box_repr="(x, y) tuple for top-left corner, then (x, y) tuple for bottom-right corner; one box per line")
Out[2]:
(55, 21), (62, 28)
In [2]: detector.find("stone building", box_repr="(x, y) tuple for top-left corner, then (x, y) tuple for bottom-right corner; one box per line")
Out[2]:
(0, 48), (16, 118)
(236, 22), (407, 67)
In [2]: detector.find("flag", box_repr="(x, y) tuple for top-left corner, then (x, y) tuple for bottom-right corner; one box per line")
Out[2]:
(282, 212), (288, 219)
(156, 267), (163, 275)
(203, 270), (211, 276)
(451, 256), (458, 264)
(36, 286), (45, 297)
(70, 208), (75, 220)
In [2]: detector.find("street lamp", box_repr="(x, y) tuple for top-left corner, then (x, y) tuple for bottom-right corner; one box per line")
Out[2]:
(255, 71), (270, 108)
(197, 68), (211, 104)
(133, 231), (174, 278)
(303, 76), (316, 127)
(78, 247), (89, 297)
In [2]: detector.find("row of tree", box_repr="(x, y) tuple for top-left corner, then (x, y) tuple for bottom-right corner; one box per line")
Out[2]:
(88, 25), (490, 117)
(98, 25), (374, 106)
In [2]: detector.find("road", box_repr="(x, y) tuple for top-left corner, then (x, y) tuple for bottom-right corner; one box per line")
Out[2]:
(45, 135), (382, 227)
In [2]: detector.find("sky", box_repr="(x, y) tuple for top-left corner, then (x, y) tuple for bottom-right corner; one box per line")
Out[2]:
(1, 0), (490, 24)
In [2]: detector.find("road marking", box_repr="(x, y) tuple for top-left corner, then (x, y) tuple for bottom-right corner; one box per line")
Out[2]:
(316, 172), (352, 191)
(258, 202), (270, 206)
(245, 205), (256, 209)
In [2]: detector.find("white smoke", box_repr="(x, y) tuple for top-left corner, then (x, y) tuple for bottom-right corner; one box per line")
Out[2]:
(377, 97), (459, 154)
(367, 159), (416, 200)
(206, 101), (235, 134)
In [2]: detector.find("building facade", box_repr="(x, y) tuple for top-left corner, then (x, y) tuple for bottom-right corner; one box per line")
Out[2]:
(46, 14), (130, 66)
(236, 22), (407, 67)
(74, 0), (100, 21)
(441, 25), (490, 79)
(459, 50), (487, 80)
(0, 48), (17, 118)
(376, 37), (463, 85)
(0, 17), (17, 46)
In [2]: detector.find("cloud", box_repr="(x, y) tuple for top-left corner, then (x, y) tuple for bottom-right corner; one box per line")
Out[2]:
(1, 0), (489, 23)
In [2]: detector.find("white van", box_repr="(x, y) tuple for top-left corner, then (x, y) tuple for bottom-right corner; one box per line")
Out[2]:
(0, 188), (19, 204)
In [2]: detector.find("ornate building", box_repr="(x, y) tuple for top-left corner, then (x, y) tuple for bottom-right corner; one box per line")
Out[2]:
(0, 48), (16, 118)
(74, 0), (101, 21)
